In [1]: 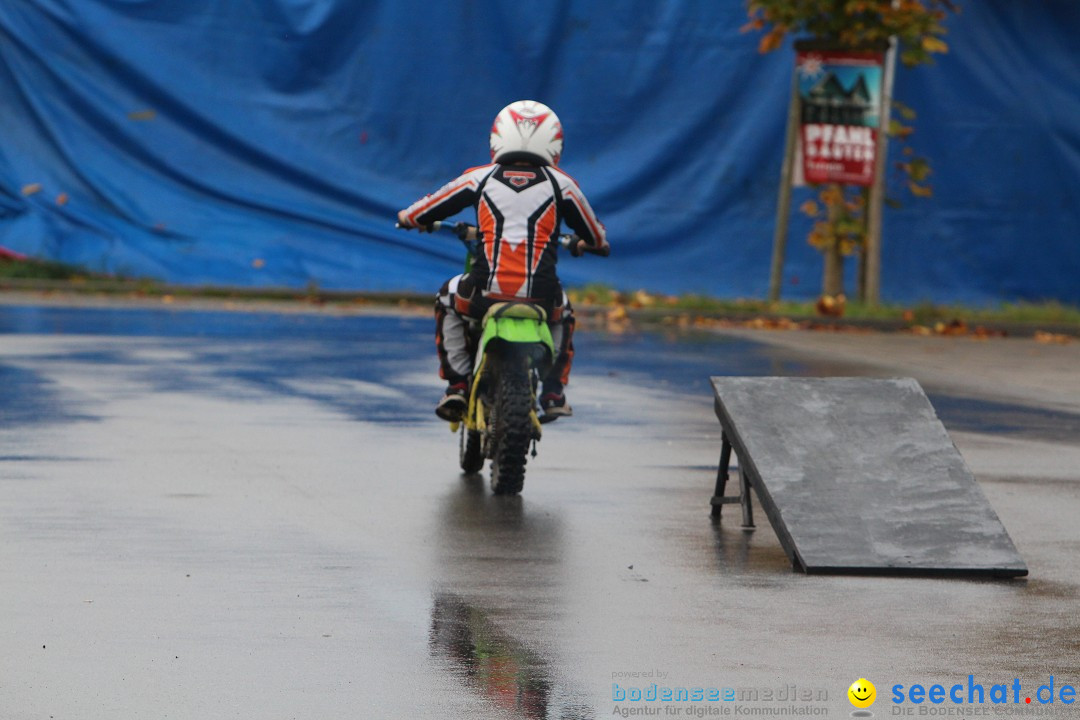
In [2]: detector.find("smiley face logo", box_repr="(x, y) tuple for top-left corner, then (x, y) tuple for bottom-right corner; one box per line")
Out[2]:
(848, 678), (876, 709)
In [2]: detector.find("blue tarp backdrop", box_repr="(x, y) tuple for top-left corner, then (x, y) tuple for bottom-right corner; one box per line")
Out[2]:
(1, 1), (1078, 304)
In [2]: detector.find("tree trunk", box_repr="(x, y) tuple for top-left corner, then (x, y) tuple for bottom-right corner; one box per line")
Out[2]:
(823, 243), (843, 297)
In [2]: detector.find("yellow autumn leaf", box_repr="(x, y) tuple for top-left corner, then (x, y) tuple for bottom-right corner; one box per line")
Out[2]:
(1034, 331), (1071, 345)
(922, 36), (948, 54)
(758, 28), (786, 53)
(821, 185), (845, 206)
(908, 182), (933, 198)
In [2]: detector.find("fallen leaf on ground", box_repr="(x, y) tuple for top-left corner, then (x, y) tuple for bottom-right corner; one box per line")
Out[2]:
(1034, 331), (1071, 344)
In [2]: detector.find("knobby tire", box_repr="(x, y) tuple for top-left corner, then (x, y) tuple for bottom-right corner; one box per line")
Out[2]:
(490, 355), (532, 495)
(459, 426), (484, 474)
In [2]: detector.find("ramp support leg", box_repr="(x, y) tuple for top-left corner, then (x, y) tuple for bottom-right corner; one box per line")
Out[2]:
(739, 462), (755, 529)
(710, 435), (732, 519)
(711, 434), (754, 528)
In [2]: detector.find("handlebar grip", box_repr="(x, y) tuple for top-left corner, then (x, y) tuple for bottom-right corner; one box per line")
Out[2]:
(559, 234), (609, 257)
(452, 222), (474, 241)
(396, 220), (439, 232)
(558, 234), (583, 257)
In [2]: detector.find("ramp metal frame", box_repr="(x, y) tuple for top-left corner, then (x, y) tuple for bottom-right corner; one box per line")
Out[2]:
(710, 432), (755, 529)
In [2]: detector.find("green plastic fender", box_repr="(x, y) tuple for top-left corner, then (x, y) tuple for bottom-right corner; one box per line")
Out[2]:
(478, 304), (555, 358)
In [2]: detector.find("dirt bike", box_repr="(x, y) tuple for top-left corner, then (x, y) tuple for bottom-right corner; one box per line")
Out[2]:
(397, 219), (606, 495)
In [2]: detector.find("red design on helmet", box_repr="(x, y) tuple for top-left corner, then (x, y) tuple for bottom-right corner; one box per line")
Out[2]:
(489, 100), (563, 166)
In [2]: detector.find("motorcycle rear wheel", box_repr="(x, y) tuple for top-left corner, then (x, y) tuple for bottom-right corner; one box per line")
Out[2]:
(489, 357), (532, 495)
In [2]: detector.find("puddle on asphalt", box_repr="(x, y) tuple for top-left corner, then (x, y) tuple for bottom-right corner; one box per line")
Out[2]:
(5, 305), (1074, 446)
(0, 363), (97, 427)
(583, 327), (1080, 444)
(927, 394), (1080, 443)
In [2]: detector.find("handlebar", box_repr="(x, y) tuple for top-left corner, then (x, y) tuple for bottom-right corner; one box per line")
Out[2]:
(396, 220), (608, 257)
(394, 220), (474, 241)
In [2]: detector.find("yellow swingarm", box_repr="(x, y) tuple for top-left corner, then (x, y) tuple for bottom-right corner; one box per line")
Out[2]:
(449, 353), (542, 440)
(450, 354), (489, 434)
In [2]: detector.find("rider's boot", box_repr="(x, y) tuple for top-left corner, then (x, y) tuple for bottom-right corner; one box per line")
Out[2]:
(436, 381), (468, 422)
(539, 382), (573, 421)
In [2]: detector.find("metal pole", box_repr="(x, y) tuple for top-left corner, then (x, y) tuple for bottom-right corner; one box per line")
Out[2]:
(865, 35), (898, 306)
(856, 186), (870, 302)
(767, 67), (801, 303)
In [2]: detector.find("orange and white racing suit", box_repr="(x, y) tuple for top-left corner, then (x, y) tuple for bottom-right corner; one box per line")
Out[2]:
(401, 162), (608, 388)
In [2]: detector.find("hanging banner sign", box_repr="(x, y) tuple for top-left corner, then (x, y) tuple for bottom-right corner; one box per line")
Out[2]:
(794, 48), (885, 187)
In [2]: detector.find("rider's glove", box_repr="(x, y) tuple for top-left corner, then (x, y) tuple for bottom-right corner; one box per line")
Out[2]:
(560, 234), (585, 257)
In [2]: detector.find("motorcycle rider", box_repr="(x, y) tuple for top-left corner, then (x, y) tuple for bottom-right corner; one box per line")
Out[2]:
(398, 100), (608, 423)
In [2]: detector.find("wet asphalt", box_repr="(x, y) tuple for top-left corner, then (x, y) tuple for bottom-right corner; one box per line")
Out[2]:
(1, 304), (1078, 719)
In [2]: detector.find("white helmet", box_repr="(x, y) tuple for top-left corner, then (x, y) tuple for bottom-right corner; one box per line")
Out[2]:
(489, 100), (563, 166)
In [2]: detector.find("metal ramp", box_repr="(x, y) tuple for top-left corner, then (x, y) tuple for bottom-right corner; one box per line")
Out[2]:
(710, 377), (1027, 577)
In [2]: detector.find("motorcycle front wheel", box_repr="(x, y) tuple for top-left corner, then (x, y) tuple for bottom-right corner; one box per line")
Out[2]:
(459, 425), (484, 474)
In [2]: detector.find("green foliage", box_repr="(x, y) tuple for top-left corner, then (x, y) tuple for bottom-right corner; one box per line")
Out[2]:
(0, 257), (88, 280)
(745, 0), (956, 65)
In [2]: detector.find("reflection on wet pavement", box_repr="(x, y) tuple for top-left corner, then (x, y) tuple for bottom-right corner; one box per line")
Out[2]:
(427, 475), (600, 718)
(929, 394), (1080, 443)
(0, 362), (96, 427)
(7, 306), (1073, 443)
(0, 307), (439, 426)
(431, 593), (560, 719)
